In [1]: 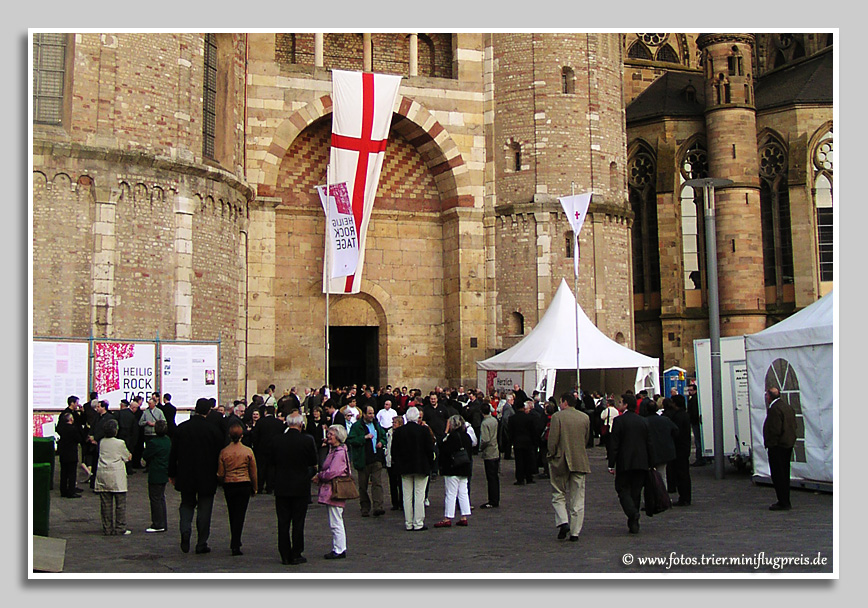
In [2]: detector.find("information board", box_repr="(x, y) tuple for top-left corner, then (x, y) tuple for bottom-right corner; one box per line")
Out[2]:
(160, 343), (219, 409)
(93, 342), (156, 406)
(31, 341), (89, 410)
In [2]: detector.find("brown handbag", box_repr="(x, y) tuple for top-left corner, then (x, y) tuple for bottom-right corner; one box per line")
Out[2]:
(330, 448), (359, 500)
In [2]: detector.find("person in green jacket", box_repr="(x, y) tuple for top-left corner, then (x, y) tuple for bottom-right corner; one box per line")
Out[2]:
(142, 419), (172, 532)
(346, 405), (388, 517)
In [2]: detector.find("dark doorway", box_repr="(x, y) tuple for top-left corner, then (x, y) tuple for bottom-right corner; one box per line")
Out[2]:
(329, 326), (379, 389)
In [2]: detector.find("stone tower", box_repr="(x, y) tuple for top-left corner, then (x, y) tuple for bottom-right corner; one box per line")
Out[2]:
(32, 33), (253, 400)
(486, 33), (633, 356)
(696, 33), (767, 337)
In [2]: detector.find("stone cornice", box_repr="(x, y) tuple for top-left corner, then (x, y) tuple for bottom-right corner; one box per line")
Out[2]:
(32, 138), (255, 202)
(494, 199), (632, 221)
(696, 33), (755, 50)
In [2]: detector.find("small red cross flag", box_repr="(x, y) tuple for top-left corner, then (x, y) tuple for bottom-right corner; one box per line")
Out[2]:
(558, 192), (592, 277)
(325, 69), (402, 294)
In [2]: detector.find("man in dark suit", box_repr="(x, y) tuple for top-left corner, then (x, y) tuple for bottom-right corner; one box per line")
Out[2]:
(509, 399), (538, 485)
(160, 393), (177, 438)
(325, 399), (346, 428)
(168, 397), (225, 554)
(669, 394), (693, 506)
(608, 393), (653, 534)
(270, 413), (318, 565)
(251, 405), (285, 494)
(763, 387), (797, 511)
(390, 406), (435, 531)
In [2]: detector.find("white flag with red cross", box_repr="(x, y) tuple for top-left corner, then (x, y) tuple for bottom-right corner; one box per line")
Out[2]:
(558, 192), (592, 277)
(325, 69), (403, 294)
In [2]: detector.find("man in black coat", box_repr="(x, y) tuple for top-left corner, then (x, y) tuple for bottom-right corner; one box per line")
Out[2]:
(168, 397), (225, 554)
(686, 383), (705, 465)
(669, 394), (693, 506)
(160, 393), (177, 438)
(509, 399), (538, 485)
(270, 413), (318, 565)
(390, 406), (435, 531)
(763, 387), (797, 511)
(607, 393), (653, 533)
(251, 405), (285, 494)
(56, 410), (84, 498)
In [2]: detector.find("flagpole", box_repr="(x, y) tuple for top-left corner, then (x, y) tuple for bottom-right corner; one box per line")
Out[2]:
(325, 164), (331, 392)
(572, 182), (581, 398)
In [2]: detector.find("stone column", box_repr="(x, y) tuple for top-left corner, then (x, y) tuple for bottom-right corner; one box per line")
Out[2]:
(173, 193), (195, 340)
(91, 184), (118, 338)
(314, 33), (324, 68)
(409, 33), (418, 76)
(442, 207), (486, 386)
(246, 197), (280, 386)
(363, 33), (372, 72)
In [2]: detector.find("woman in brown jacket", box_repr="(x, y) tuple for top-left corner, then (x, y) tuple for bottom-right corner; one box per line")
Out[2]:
(217, 422), (258, 555)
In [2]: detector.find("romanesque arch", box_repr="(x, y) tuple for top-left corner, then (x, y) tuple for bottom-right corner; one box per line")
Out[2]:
(258, 94), (472, 210)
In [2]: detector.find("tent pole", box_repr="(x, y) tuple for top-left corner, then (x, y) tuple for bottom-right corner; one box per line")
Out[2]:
(325, 164), (331, 392)
(572, 182), (581, 398)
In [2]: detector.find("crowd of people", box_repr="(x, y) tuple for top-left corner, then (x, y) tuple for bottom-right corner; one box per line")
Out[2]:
(53, 379), (794, 565)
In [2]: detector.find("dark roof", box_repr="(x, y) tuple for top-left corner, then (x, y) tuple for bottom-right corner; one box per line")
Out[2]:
(626, 71), (706, 124)
(755, 48), (833, 110)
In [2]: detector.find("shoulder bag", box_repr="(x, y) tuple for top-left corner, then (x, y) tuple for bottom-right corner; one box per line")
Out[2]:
(330, 448), (359, 500)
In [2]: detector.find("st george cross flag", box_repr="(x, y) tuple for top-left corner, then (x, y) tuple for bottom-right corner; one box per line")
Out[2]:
(558, 192), (593, 277)
(316, 182), (358, 279)
(326, 69), (403, 294)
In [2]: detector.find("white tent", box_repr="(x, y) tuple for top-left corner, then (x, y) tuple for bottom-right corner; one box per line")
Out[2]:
(745, 290), (833, 489)
(477, 279), (660, 398)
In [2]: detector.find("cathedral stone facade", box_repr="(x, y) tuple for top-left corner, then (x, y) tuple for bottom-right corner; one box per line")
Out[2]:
(32, 32), (833, 404)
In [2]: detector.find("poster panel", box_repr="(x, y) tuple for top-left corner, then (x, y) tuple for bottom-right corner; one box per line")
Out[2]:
(31, 341), (89, 410)
(160, 343), (219, 409)
(93, 342), (156, 407)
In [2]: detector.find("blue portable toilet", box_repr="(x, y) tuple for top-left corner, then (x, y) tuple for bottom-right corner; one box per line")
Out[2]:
(663, 366), (687, 396)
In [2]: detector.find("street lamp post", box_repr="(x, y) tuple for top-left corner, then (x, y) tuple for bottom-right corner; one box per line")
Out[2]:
(684, 177), (732, 480)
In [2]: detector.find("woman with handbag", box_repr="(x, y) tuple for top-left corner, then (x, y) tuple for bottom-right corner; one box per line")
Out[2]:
(434, 414), (473, 528)
(312, 424), (352, 559)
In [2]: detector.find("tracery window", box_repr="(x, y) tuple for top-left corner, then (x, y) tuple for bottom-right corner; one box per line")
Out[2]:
(813, 129), (833, 284)
(679, 142), (708, 304)
(759, 136), (795, 302)
(629, 145), (660, 299)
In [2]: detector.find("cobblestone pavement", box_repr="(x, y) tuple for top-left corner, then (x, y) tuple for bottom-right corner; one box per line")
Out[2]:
(35, 443), (834, 578)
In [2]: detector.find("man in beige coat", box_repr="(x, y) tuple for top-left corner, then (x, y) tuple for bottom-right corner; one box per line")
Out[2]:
(547, 391), (591, 541)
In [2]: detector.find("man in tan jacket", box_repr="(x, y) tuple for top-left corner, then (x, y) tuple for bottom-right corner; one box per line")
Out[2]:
(547, 392), (591, 541)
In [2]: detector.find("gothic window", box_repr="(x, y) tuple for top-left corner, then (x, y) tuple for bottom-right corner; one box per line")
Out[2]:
(813, 128), (833, 284)
(655, 44), (679, 64)
(759, 136), (795, 302)
(628, 145), (660, 299)
(561, 66), (575, 94)
(203, 33), (218, 160)
(679, 142), (709, 303)
(565, 231), (574, 259)
(628, 41), (653, 60)
(33, 33), (68, 126)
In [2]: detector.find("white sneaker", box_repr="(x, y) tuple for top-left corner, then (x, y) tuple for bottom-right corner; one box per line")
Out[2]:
(145, 527), (166, 533)
(121, 530), (132, 535)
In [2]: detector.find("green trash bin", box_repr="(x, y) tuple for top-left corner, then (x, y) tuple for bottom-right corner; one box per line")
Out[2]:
(33, 437), (56, 491)
(33, 462), (51, 537)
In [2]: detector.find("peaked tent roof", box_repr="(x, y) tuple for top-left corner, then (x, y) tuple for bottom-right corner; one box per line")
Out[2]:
(745, 290), (833, 351)
(478, 279), (659, 371)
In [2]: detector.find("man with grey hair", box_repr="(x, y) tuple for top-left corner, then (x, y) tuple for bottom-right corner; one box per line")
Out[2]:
(270, 412), (318, 565)
(390, 406), (435, 531)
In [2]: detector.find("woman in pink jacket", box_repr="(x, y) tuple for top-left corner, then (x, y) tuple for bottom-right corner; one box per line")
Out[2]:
(312, 424), (350, 559)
